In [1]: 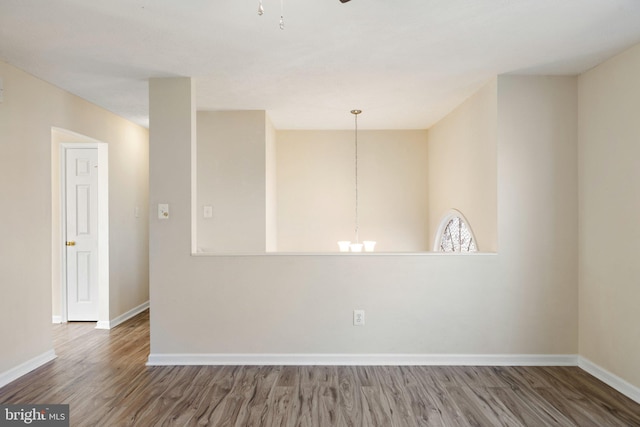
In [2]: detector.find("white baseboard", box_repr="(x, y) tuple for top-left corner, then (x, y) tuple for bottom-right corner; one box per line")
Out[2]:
(95, 321), (111, 330)
(52, 315), (62, 324)
(95, 300), (149, 330)
(147, 353), (578, 367)
(0, 350), (57, 389)
(579, 357), (640, 404)
(146, 353), (637, 404)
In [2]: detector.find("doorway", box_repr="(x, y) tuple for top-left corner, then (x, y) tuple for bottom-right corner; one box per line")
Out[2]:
(53, 129), (109, 326)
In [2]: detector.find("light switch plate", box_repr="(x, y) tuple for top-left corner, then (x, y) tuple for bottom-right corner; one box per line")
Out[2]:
(203, 205), (213, 218)
(158, 203), (169, 219)
(353, 309), (365, 326)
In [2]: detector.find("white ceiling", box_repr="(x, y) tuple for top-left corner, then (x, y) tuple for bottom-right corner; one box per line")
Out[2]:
(1, 0), (640, 129)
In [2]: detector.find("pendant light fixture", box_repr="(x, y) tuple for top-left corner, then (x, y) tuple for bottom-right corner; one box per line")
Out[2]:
(338, 109), (376, 252)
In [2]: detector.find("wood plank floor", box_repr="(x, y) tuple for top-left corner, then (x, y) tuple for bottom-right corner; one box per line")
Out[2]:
(1, 311), (639, 426)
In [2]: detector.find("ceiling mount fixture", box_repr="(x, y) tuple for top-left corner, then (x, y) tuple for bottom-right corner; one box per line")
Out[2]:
(259, 0), (350, 29)
(257, 0), (285, 29)
(338, 109), (376, 253)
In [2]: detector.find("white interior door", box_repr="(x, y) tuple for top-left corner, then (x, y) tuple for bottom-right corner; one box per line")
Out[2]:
(65, 148), (99, 321)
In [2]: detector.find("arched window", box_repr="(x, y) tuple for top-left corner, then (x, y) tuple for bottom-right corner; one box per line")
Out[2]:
(434, 209), (478, 252)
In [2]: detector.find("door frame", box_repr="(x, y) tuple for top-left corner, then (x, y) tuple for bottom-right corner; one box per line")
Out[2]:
(60, 142), (109, 326)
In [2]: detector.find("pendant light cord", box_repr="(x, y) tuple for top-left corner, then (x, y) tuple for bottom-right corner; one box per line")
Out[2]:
(279, 0), (284, 29)
(354, 111), (359, 243)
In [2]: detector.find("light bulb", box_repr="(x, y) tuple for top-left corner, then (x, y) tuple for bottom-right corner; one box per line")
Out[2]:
(337, 241), (351, 252)
(258, 0), (264, 15)
(350, 243), (363, 252)
(363, 241), (376, 252)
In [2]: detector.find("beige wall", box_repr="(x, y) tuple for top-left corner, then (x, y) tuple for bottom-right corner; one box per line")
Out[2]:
(578, 44), (640, 389)
(149, 78), (195, 355)
(428, 79), (498, 252)
(196, 111), (267, 253)
(149, 76), (578, 359)
(0, 61), (148, 377)
(277, 130), (429, 252)
(265, 115), (278, 252)
(496, 75), (579, 356)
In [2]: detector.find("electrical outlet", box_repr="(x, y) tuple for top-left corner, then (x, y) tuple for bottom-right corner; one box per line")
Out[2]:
(353, 309), (365, 326)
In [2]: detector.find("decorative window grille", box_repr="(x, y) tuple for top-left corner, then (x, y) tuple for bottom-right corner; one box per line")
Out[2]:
(435, 210), (478, 253)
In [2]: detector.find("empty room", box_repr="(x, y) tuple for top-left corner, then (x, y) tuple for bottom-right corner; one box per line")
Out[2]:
(1, 1), (640, 425)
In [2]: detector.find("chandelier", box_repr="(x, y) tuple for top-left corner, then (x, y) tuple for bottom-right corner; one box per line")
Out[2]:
(338, 110), (376, 252)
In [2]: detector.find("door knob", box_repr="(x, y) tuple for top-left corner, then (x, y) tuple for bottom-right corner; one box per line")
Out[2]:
(65, 241), (76, 246)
